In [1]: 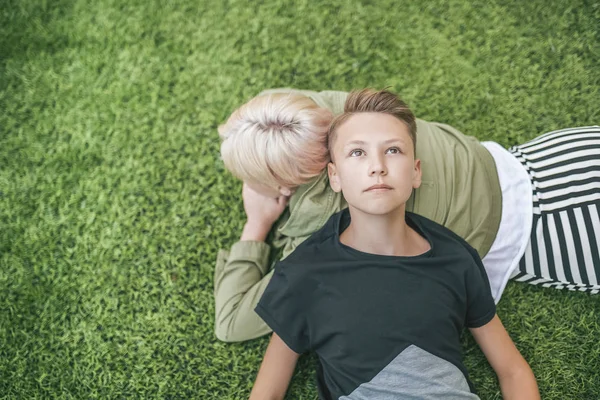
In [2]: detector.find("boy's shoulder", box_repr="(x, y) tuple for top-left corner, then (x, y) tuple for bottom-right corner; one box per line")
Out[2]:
(278, 209), (483, 277)
(277, 210), (342, 266)
(408, 212), (481, 261)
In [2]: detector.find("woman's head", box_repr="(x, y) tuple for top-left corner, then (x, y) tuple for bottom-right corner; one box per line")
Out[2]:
(219, 93), (333, 195)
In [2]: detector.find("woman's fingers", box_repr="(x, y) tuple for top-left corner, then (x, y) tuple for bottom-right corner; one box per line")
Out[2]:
(278, 195), (290, 207)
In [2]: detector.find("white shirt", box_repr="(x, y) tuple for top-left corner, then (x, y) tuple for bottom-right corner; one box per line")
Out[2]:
(481, 142), (533, 303)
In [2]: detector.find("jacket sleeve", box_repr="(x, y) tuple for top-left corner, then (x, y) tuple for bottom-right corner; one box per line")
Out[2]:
(213, 241), (275, 342)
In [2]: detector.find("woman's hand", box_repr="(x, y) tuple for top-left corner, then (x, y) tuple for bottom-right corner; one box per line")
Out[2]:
(241, 183), (289, 242)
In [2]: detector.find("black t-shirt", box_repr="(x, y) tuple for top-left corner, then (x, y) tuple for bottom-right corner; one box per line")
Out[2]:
(255, 209), (496, 400)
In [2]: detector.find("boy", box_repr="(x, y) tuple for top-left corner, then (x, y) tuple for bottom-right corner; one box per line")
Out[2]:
(249, 89), (540, 399)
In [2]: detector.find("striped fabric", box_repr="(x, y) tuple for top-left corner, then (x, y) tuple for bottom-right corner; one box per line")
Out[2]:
(509, 126), (600, 295)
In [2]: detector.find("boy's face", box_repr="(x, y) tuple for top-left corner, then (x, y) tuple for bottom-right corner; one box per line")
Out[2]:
(327, 112), (421, 216)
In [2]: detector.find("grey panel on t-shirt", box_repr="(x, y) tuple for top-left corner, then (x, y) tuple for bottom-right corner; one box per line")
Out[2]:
(339, 345), (480, 400)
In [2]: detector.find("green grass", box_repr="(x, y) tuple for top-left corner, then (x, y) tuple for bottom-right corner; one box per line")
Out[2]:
(1, 0), (599, 398)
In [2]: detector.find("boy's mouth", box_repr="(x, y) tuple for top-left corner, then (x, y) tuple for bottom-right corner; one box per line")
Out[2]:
(365, 184), (393, 192)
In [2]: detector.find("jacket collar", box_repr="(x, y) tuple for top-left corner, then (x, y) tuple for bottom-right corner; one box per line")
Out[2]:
(277, 170), (347, 237)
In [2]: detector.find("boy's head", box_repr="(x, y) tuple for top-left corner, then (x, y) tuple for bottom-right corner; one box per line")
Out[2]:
(327, 88), (421, 215)
(219, 93), (333, 197)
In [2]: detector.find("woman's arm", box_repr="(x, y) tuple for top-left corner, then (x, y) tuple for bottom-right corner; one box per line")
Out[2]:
(470, 314), (540, 399)
(213, 184), (289, 342)
(214, 246), (274, 342)
(249, 333), (300, 400)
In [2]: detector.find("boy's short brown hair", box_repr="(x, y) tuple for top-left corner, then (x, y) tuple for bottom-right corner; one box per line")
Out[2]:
(327, 88), (417, 154)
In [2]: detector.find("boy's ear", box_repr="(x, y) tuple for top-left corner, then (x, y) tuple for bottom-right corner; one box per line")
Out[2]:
(327, 162), (342, 193)
(412, 159), (422, 189)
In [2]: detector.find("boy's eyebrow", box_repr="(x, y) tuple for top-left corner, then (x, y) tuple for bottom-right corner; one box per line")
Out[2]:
(382, 138), (405, 145)
(343, 138), (405, 148)
(344, 140), (367, 147)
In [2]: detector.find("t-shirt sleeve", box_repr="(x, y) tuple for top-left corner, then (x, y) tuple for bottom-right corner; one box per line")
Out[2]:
(464, 247), (497, 328)
(254, 262), (310, 354)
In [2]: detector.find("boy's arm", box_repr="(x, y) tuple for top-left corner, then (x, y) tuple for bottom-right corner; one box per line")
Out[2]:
(249, 333), (300, 400)
(469, 314), (540, 400)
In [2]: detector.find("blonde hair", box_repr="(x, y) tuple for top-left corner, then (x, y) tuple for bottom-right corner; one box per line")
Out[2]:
(328, 88), (417, 153)
(219, 93), (334, 189)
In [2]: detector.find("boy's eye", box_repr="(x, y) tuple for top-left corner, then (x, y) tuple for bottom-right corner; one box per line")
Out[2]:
(349, 149), (364, 157)
(386, 147), (401, 154)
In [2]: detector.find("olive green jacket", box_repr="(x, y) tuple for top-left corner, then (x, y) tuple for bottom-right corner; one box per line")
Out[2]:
(214, 89), (501, 342)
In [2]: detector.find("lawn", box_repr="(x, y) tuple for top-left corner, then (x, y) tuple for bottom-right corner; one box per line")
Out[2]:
(1, 0), (599, 398)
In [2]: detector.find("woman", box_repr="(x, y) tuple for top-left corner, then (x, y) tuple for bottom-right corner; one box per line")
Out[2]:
(214, 88), (600, 342)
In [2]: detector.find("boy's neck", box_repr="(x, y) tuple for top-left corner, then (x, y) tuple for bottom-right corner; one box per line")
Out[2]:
(340, 206), (430, 257)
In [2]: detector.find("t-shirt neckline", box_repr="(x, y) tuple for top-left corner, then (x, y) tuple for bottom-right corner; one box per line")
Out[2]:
(334, 209), (434, 261)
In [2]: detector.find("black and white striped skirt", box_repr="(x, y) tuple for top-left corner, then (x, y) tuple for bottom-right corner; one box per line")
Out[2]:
(509, 126), (600, 294)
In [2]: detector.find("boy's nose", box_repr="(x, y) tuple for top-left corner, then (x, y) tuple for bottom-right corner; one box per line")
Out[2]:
(369, 154), (387, 176)
(369, 166), (388, 176)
